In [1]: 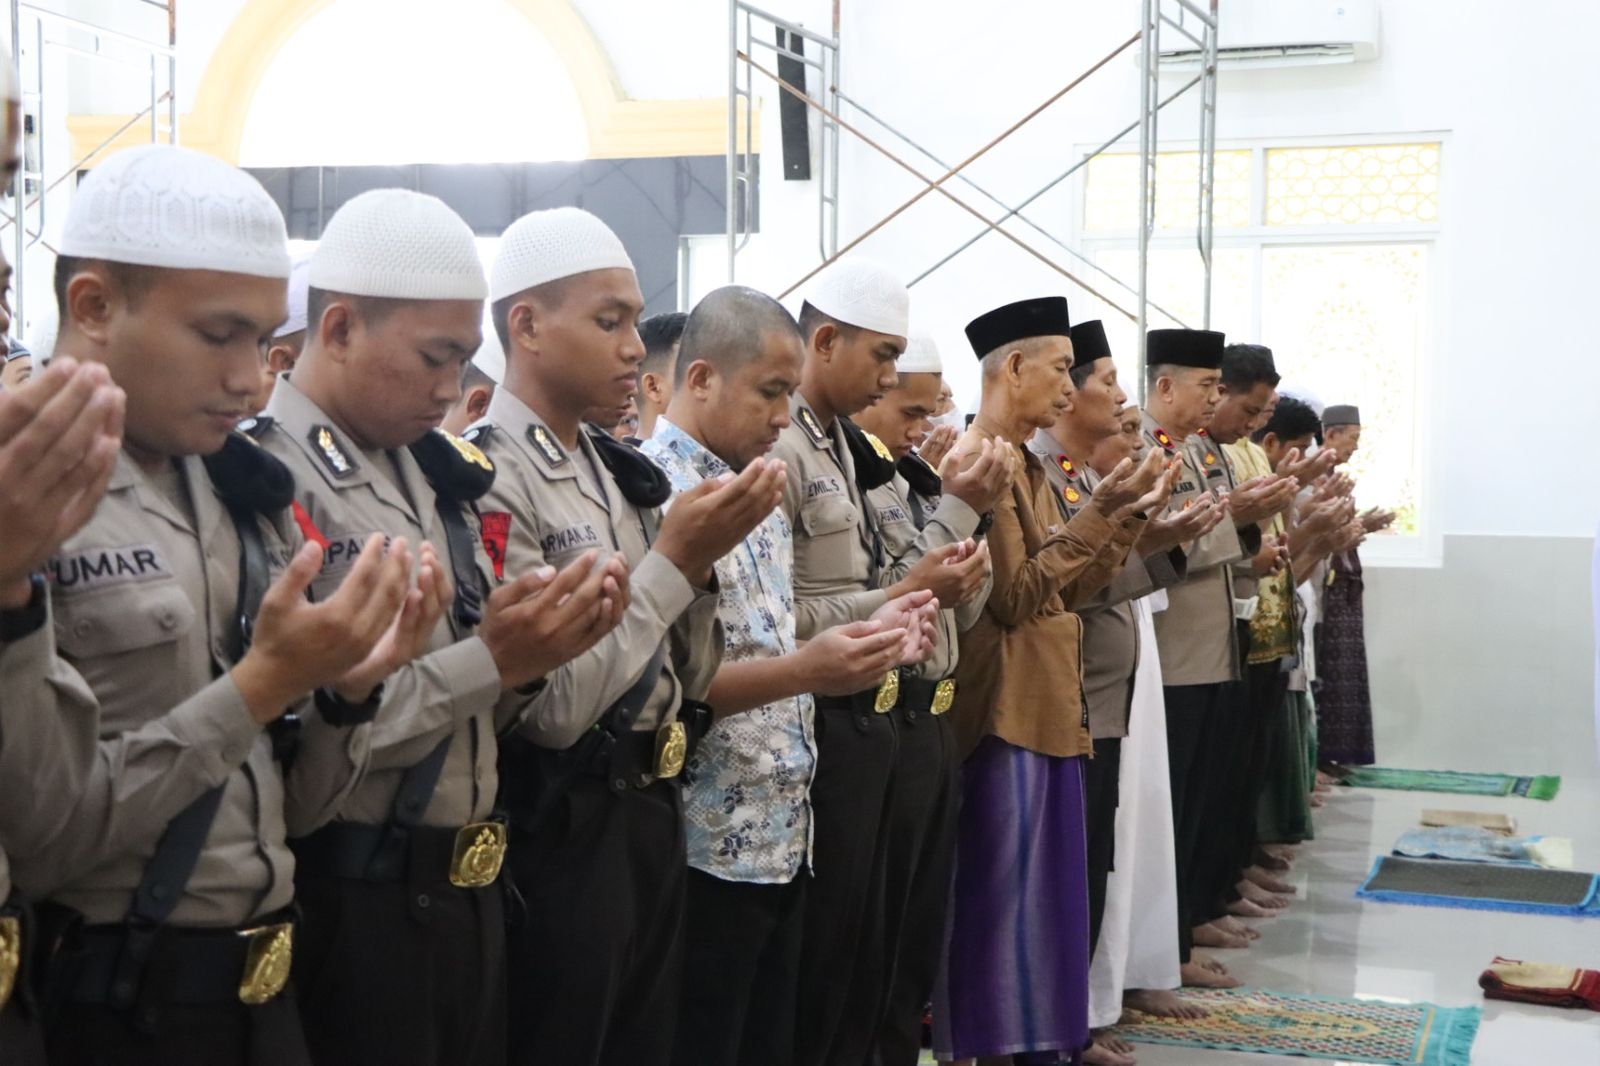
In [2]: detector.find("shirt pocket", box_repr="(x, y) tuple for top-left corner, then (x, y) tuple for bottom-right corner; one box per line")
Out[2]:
(55, 580), (197, 660)
(799, 495), (858, 539)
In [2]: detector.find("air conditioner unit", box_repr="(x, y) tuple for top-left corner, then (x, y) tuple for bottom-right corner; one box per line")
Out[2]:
(1157, 0), (1381, 70)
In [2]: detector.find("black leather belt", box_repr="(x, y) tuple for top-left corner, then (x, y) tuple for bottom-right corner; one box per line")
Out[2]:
(897, 675), (957, 722)
(293, 820), (504, 888)
(63, 911), (296, 1008)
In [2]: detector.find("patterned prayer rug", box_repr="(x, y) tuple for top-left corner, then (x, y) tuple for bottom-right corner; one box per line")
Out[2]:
(1337, 766), (1561, 800)
(1114, 987), (1481, 1065)
(1357, 856), (1600, 916)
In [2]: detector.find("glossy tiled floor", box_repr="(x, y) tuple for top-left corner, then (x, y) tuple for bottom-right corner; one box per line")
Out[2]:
(1128, 775), (1600, 1065)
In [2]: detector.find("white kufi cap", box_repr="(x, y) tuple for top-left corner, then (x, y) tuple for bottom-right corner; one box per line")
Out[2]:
(491, 207), (634, 302)
(897, 331), (942, 374)
(805, 258), (909, 339)
(60, 145), (290, 279)
(275, 255), (312, 339)
(310, 189), (486, 301)
(473, 310), (505, 385)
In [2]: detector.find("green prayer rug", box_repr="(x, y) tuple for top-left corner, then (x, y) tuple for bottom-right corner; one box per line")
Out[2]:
(1337, 766), (1561, 800)
(1115, 987), (1481, 1065)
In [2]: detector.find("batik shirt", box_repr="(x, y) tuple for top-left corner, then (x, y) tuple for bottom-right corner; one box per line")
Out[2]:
(641, 419), (816, 884)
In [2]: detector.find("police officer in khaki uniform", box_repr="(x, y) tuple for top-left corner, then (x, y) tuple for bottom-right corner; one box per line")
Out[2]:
(253, 191), (630, 1066)
(774, 260), (973, 1066)
(1029, 321), (1213, 966)
(851, 331), (1004, 1066)
(0, 146), (419, 1066)
(1140, 328), (1298, 986)
(469, 208), (778, 1066)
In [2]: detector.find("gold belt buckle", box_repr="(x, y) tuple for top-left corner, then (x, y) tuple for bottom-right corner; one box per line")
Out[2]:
(236, 921), (293, 1006)
(874, 671), (900, 714)
(654, 721), (688, 780)
(450, 821), (508, 888)
(0, 914), (20, 1012)
(931, 679), (957, 716)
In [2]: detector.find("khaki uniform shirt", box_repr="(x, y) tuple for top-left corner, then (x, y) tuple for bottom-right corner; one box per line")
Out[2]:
(949, 423), (1144, 759)
(0, 450), (357, 926)
(261, 379), (516, 829)
(772, 393), (888, 640)
(1028, 430), (1187, 739)
(470, 390), (721, 751)
(866, 471), (989, 681)
(1142, 413), (1248, 686)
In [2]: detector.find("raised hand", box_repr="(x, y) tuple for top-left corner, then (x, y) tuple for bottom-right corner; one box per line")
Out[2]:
(1141, 494), (1228, 555)
(233, 535), (414, 723)
(800, 619), (912, 696)
(332, 541), (454, 701)
(1090, 448), (1166, 518)
(917, 423), (959, 473)
(892, 538), (988, 608)
(1360, 506), (1397, 535)
(1227, 474), (1299, 527)
(479, 549), (634, 690)
(1251, 533), (1290, 577)
(940, 435), (1015, 514)
(655, 458), (786, 586)
(1276, 447), (1338, 483)
(0, 357), (126, 606)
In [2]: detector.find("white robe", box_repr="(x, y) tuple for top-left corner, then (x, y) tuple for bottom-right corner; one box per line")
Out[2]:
(1087, 592), (1182, 1028)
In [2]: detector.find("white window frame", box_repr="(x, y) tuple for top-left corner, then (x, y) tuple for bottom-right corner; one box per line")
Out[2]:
(1071, 131), (1449, 568)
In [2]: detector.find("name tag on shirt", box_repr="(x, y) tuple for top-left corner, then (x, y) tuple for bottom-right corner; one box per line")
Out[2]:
(875, 504), (913, 528)
(541, 522), (601, 560)
(804, 475), (845, 501)
(49, 544), (172, 594)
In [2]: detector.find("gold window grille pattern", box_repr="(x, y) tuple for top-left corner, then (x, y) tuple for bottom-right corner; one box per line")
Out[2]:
(1265, 143), (1441, 226)
(1084, 149), (1252, 231)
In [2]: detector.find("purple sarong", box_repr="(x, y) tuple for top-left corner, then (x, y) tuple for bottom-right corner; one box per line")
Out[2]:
(932, 737), (1090, 1063)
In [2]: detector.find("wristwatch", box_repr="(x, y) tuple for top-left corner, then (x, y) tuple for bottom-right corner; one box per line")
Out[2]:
(0, 572), (47, 641)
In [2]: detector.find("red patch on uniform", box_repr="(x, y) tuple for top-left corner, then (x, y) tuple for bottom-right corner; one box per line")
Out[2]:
(1056, 454), (1077, 478)
(1062, 485), (1082, 504)
(1153, 428), (1175, 452)
(292, 501), (330, 551)
(479, 511), (512, 580)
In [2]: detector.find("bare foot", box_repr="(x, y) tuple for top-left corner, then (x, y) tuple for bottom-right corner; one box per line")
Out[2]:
(1310, 792), (1326, 807)
(1227, 896), (1280, 919)
(1098, 1032), (1137, 1055)
(1244, 866), (1298, 895)
(1238, 881), (1292, 909)
(1125, 988), (1210, 1019)
(1212, 914), (1261, 940)
(1193, 921), (1250, 949)
(1088, 1030), (1139, 1056)
(1253, 847), (1292, 872)
(1182, 958), (1243, 989)
(1262, 843), (1297, 861)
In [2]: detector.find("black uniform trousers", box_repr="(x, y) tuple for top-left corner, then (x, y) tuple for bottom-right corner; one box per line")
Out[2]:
(794, 694), (898, 1066)
(48, 988), (310, 1066)
(506, 776), (686, 1066)
(672, 870), (807, 1066)
(292, 856), (507, 1066)
(0, 999), (46, 1066)
(1083, 735), (1124, 957)
(869, 701), (961, 1066)
(1232, 660), (1291, 878)
(1163, 681), (1226, 963)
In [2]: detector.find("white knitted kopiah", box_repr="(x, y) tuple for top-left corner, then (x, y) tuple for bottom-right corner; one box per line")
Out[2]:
(490, 207), (634, 302)
(897, 331), (942, 374)
(275, 255), (312, 339)
(60, 145), (290, 279)
(805, 258), (909, 339)
(472, 310), (505, 385)
(310, 189), (486, 301)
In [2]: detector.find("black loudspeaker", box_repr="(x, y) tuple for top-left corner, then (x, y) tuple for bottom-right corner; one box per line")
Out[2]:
(776, 29), (811, 181)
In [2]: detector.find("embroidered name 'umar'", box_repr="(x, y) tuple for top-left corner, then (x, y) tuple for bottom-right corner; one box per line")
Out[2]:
(50, 545), (171, 592)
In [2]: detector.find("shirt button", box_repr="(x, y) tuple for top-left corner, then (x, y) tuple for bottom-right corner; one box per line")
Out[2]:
(158, 610), (179, 631)
(416, 893), (431, 909)
(72, 618), (94, 638)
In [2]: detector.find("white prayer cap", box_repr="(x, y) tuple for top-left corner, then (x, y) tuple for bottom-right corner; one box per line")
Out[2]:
(897, 331), (942, 374)
(59, 145), (290, 279)
(804, 257), (909, 339)
(310, 189), (486, 301)
(275, 255), (312, 339)
(472, 311), (505, 384)
(490, 207), (634, 302)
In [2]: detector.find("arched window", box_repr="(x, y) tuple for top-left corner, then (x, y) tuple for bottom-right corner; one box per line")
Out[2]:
(239, 0), (589, 166)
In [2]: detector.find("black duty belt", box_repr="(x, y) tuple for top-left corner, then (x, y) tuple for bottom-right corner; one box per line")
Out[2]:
(897, 676), (957, 722)
(62, 911), (296, 1010)
(814, 671), (903, 719)
(292, 819), (507, 890)
(0, 895), (25, 1014)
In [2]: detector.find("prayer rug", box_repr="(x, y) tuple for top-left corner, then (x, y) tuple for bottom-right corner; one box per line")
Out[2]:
(1114, 987), (1480, 1065)
(1420, 808), (1517, 834)
(1479, 957), (1600, 1011)
(1392, 827), (1573, 869)
(1336, 766), (1560, 800)
(1357, 856), (1600, 916)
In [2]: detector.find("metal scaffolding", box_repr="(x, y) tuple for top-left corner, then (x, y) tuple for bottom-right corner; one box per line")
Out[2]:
(724, 0), (1220, 394)
(6, 0), (177, 343)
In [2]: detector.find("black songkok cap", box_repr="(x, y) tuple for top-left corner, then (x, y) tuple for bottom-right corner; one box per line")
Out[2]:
(1069, 319), (1112, 364)
(965, 296), (1071, 360)
(1323, 404), (1361, 429)
(1146, 328), (1225, 370)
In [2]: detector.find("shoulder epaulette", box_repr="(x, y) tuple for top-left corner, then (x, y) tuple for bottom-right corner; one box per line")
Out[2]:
(205, 430), (295, 515)
(840, 417), (898, 492)
(408, 428), (496, 503)
(585, 424), (673, 508)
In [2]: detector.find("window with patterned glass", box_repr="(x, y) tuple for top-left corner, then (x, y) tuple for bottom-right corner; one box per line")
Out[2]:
(1265, 143), (1440, 226)
(1083, 149), (1252, 231)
